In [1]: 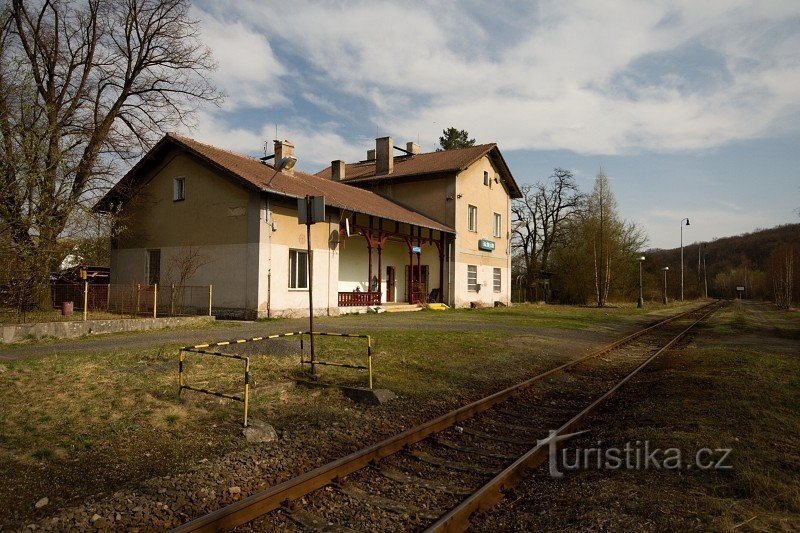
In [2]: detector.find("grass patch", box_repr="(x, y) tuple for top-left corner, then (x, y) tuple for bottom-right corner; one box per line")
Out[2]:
(0, 301), (692, 525)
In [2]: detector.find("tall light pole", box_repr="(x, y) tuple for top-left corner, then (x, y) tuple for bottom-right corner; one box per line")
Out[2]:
(637, 255), (645, 308)
(662, 266), (670, 305)
(680, 218), (690, 301)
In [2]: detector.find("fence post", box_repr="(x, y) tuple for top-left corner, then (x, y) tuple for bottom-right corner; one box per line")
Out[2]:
(153, 283), (158, 318)
(135, 283), (140, 317)
(170, 284), (175, 316)
(83, 282), (88, 321)
(106, 284), (111, 313)
(243, 357), (250, 427)
(208, 284), (213, 316)
(367, 336), (373, 390)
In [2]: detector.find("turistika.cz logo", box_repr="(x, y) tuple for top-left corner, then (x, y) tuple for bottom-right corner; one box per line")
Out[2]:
(538, 430), (733, 478)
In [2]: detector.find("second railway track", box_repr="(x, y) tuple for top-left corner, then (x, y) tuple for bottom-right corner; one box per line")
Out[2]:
(174, 301), (722, 532)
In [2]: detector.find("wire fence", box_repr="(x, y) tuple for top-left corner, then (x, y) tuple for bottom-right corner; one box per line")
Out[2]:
(1, 283), (212, 325)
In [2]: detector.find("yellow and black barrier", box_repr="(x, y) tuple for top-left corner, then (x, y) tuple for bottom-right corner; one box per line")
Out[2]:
(179, 348), (251, 427)
(300, 332), (373, 389)
(178, 330), (375, 426)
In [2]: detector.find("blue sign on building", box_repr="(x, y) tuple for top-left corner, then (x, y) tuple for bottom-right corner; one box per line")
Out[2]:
(412, 246), (422, 254)
(478, 239), (495, 251)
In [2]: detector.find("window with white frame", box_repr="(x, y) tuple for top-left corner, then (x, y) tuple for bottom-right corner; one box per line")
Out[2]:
(467, 265), (478, 292)
(173, 177), (185, 201)
(493, 268), (502, 293)
(289, 249), (309, 289)
(468, 205), (477, 232)
(493, 213), (502, 238)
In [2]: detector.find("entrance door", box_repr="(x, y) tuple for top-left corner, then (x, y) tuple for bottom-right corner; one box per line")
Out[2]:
(386, 266), (396, 302)
(404, 265), (429, 303)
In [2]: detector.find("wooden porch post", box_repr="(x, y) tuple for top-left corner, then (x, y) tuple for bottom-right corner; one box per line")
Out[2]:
(377, 219), (383, 304)
(416, 226), (422, 302)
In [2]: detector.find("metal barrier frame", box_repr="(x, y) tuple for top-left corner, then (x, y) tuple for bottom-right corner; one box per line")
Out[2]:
(300, 332), (373, 389)
(178, 331), (374, 427)
(178, 332), (304, 427)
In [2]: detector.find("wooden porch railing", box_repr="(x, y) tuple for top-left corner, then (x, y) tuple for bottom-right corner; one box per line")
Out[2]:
(338, 291), (381, 307)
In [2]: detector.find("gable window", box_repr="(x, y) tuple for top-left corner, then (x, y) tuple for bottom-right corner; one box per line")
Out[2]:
(483, 170), (489, 186)
(467, 265), (478, 292)
(493, 268), (502, 293)
(493, 213), (502, 238)
(468, 205), (477, 232)
(147, 249), (161, 285)
(173, 177), (185, 201)
(289, 249), (309, 289)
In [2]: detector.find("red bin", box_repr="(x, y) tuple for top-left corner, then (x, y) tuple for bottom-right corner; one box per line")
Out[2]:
(61, 301), (74, 316)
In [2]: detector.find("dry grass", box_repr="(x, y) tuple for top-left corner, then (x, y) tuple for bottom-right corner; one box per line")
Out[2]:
(0, 300), (693, 525)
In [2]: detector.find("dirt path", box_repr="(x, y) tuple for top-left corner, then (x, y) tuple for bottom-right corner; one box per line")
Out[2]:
(0, 304), (690, 361)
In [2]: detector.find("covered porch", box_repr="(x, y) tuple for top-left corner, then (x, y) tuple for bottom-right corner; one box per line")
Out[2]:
(337, 213), (451, 307)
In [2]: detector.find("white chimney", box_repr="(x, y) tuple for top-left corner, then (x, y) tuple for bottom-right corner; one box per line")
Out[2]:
(406, 141), (420, 155)
(376, 136), (393, 175)
(331, 160), (346, 181)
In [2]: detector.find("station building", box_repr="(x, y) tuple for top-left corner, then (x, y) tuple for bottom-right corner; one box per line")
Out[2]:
(95, 133), (522, 318)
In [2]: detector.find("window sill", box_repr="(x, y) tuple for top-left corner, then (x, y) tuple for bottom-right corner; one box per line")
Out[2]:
(288, 288), (309, 292)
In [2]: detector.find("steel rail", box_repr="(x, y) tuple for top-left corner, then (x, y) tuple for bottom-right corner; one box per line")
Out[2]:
(172, 301), (716, 532)
(427, 302), (721, 532)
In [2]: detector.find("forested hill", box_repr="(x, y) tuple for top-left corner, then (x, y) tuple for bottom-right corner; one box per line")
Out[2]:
(643, 223), (799, 301)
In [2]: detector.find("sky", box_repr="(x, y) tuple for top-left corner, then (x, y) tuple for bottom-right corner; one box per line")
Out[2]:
(185, 0), (800, 250)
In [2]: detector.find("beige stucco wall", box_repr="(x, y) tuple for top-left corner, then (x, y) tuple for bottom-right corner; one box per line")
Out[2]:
(452, 155), (512, 307)
(365, 176), (455, 227)
(259, 197), (340, 318)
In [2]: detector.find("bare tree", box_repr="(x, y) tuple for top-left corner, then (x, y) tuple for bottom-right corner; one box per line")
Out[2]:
(165, 245), (208, 315)
(0, 0), (221, 309)
(512, 168), (582, 301)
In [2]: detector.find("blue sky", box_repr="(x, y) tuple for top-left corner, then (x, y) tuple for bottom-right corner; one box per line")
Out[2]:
(185, 1), (800, 249)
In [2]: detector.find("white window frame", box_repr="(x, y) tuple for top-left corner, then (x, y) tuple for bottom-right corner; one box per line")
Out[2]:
(173, 177), (185, 202)
(468, 205), (477, 232)
(493, 213), (502, 238)
(493, 267), (502, 293)
(467, 265), (478, 292)
(289, 249), (309, 290)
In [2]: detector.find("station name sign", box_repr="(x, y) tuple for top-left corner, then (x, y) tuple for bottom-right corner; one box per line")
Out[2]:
(478, 239), (495, 251)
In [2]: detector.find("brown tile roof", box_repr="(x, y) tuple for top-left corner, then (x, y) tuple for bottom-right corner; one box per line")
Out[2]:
(315, 143), (523, 198)
(95, 134), (452, 233)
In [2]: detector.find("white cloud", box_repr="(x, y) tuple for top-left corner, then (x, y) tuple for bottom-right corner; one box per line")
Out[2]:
(193, 7), (288, 110)
(192, 0), (800, 156)
(188, 112), (363, 171)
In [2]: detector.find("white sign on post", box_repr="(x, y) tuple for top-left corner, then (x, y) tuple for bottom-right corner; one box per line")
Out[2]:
(736, 286), (745, 291)
(298, 196), (325, 225)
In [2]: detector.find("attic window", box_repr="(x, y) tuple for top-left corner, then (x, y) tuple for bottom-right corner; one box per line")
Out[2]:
(483, 171), (489, 186)
(173, 177), (185, 202)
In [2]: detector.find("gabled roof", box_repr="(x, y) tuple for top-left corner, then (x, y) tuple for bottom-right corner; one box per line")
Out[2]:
(315, 143), (523, 198)
(94, 134), (453, 233)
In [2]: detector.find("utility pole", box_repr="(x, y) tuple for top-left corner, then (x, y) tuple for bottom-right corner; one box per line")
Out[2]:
(680, 218), (690, 301)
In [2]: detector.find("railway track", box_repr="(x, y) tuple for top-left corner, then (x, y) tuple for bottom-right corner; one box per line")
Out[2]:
(174, 301), (721, 532)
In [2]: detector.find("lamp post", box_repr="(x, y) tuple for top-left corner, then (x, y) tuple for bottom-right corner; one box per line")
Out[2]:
(637, 256), (645, 308)
(662, 266), (670, 305)
(680, 218), (690, 301)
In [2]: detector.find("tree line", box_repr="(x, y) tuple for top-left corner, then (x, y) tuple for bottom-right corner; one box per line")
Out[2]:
(511, 168), (646, 306)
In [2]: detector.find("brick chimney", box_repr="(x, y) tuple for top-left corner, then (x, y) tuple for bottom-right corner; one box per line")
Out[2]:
(406, 141), (420, 155)
(331, 160), (346, 181)
(273, 139), (295, 175)
(375, 136), (393, 175)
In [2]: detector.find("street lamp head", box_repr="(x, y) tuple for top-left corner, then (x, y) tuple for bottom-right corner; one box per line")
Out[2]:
(276, 155), (297, 172)
(685, 218), (690, 226)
